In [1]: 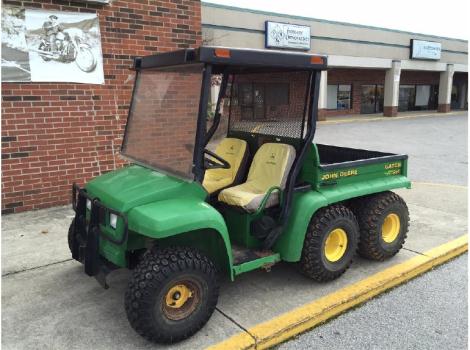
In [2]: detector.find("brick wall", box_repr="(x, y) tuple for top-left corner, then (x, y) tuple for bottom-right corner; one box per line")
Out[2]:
(1, 0), (202, 214)
(400, 70), (440, 85)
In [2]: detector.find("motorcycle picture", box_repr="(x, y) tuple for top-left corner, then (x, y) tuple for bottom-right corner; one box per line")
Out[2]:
(36, 31), (97, 73)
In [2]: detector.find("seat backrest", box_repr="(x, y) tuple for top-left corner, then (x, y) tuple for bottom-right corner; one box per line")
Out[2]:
(246, 142), (296, 191)
(205, 137), (248, 181)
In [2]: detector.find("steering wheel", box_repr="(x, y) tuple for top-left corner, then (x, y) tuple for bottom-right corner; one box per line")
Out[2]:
(204, 149), (231, 170)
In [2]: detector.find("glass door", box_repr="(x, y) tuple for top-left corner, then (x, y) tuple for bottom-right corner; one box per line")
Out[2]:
(361, 85), (376, 114)
(361, 84), (384, 114)
(398, 85), (416, 112)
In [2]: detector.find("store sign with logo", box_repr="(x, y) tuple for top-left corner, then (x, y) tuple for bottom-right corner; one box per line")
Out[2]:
(265, 21), (311, 50)
(410, 39), (442, 60)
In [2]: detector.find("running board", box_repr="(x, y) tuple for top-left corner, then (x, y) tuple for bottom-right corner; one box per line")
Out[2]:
(232, 246), (280, 276)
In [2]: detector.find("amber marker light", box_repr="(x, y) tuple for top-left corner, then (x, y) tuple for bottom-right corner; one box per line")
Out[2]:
(214, 48), (231, 58)
(310, 56), (324, 65)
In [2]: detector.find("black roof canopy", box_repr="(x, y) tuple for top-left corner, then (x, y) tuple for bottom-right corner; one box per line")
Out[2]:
(133, 46), (328, 71)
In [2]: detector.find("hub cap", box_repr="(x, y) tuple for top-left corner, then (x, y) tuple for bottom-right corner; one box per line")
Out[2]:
(165, 284), (193, 309)
(382, 213), (401, 243)
(324, 228), (348, 262)
(162, 280), (200, 321)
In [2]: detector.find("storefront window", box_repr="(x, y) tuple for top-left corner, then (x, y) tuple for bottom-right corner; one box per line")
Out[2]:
(327, 84), (352, 110)
(415, 85), (431, 110)
(237, 82), (290, 120)
(398, 84), (438, 112)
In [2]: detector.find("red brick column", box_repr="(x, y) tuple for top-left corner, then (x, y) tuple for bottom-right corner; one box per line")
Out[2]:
(1, 0), (202, 214)
(438, 104), (451, 113)
(317, 109), (327, 121)
(383, 106), (398, 117)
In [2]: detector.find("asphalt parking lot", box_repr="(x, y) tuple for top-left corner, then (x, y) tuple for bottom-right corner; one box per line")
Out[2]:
(278, 254), (468, 350)
(2, 111), (467, 349)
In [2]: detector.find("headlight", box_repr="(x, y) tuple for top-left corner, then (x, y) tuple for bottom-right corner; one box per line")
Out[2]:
(110, 213), (118, 229)
(86, 199), (92, 210)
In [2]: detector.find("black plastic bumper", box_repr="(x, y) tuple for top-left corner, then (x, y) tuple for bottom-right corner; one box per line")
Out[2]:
(71, 183), (128, 288)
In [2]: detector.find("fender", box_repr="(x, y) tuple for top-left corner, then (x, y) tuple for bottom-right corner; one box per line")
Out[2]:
(275, 175), (411, 262)
(274, 190), (328, 262)
(128, 197), (234, 277)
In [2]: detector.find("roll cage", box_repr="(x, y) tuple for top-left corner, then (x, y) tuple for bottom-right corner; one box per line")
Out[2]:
(126, 46), (327, 247)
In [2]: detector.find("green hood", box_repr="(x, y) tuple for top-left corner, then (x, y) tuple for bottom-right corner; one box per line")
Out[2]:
(85, 165), (207, 212)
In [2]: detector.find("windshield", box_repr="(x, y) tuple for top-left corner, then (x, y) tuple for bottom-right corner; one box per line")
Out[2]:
(122, 64), (203, 180)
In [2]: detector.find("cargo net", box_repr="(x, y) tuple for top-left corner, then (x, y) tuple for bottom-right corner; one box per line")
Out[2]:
(226, 71), (310, 139)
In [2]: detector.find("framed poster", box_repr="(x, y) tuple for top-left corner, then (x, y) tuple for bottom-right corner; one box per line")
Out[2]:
(1, 5), (104, 84)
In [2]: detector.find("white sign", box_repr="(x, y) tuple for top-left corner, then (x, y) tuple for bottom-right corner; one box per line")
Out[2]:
(265, 21), (310, 50)
(410, 39), (441, 60)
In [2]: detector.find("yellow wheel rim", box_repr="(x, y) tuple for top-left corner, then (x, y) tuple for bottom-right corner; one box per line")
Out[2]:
(324, 228), (348, 262)
(165, 284), (193, 309)
(382, 213), (401, 243)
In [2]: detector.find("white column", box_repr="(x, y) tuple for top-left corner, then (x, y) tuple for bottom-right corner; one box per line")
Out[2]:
(317, 70), (328, 120)
(383, 60), (401, 117)
(438, 64), (454, 112)
(210, 85), (220, 114)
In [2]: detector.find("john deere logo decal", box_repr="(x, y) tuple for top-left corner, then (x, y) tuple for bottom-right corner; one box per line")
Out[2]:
(267, 153), (277, 165)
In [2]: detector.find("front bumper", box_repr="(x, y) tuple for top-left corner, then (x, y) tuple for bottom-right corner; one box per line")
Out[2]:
(71, 183), (128, 288)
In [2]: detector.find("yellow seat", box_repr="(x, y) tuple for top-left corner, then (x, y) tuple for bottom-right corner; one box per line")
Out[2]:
(202, 138), (248, 194)
(218, 143), (296, 212)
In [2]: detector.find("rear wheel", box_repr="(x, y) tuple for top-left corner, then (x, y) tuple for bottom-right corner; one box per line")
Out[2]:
(299, 204), (359, 282)
(125, 246), (219, 344)
(355, 191), (409, 261)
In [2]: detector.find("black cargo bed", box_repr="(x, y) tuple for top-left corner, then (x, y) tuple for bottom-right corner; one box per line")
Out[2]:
(317, 144), (408, 170)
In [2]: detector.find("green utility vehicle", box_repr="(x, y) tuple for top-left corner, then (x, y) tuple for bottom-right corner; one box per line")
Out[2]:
(69, 47), (410, 343)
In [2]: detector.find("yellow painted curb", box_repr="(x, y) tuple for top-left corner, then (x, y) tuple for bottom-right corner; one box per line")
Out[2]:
(412, 181), (468, 190)
(207, 234), (468, 350)
(318, 111), (464, 125)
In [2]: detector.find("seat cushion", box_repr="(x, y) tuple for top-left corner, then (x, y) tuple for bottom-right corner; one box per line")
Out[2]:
(203, 171), (235, 195)
(202, 138), (248, 194)
(218, 143), (296, 212)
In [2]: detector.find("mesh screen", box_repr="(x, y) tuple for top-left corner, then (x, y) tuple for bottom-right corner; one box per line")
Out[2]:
(226, 71), (310, 139)
(122, 64), (203, 179)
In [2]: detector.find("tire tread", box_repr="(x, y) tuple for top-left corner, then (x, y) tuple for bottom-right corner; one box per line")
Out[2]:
(300, 204), (358, 282)
(124, 246), (219, 344)
(355, 191), (409, 261)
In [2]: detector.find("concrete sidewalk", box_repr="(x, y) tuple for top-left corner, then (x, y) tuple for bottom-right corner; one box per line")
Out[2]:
(1, 181), (466, 350)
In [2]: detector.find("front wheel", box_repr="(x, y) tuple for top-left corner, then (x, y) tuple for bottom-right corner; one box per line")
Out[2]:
(125, 246), (219, 344)
(299, 204), (359, 282)
(67, 219), (75, 255)
(75, 45), (97, 72)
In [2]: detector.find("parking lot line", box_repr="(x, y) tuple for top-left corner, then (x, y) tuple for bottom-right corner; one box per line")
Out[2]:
(207, 234), (468, 350)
